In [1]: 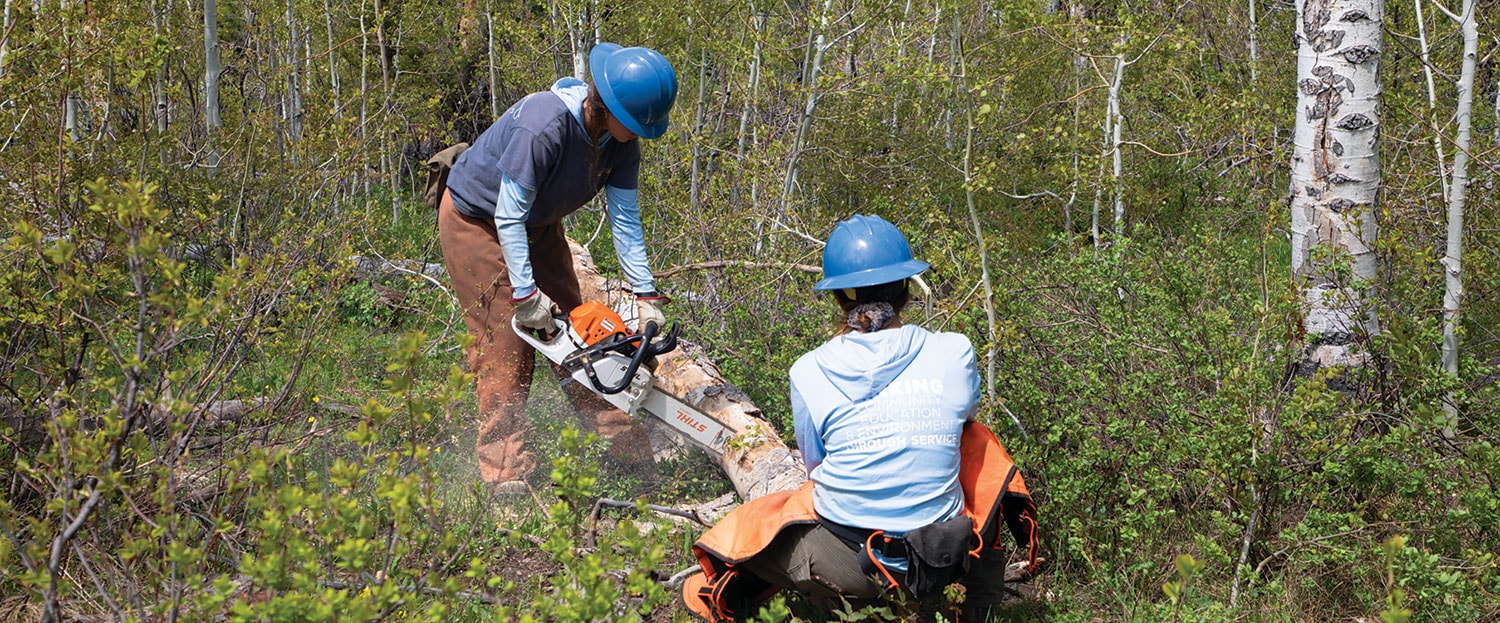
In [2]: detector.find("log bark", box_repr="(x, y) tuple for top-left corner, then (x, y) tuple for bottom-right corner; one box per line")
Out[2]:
(566, 239), (807, 501)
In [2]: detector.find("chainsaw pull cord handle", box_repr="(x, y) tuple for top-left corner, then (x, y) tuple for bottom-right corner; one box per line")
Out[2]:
(583, 321), (660, 395)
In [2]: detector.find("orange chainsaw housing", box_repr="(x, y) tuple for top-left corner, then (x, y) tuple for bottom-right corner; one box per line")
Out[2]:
(568, 301), (629, 346)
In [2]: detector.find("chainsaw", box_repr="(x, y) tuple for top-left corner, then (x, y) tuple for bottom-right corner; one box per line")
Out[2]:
(513, 301), (734, 457)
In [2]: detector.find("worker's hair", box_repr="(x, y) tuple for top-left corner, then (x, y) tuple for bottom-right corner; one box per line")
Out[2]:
(832, 280), (910, 334)
(584, 83), (607, 174)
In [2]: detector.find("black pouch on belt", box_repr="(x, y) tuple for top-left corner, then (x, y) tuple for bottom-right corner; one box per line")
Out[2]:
(902, 514), (979, 597)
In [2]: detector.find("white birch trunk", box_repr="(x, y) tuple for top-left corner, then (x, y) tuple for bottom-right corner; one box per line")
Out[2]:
(1093, 122), (1106, 252)
(487, 0), (497, 119)
(886, 0), (913, 131)
(65, 94), (80, 143)
(1109, 51), (1125, 239)
(735, 8), (765, 213)
(324, 0), (341, 117)
(1248, 0), (1258, 81)
(359, 3), (370, 196)
(153, 0), (169, 136)
(1289, 0), (1382, 371)
(689, 48), (709, 208)
(960, 74), (999, 434)
(561, 0), (586, 79)
(286, 0), (303, 141)
(61, 0), (79, 144)
(1, 0), (13, 78)
(781, 0), (835, 210)
(1440, 0), (1477, 426)
(1414, 0), (1448, 199)
(204, 0), (222, 132)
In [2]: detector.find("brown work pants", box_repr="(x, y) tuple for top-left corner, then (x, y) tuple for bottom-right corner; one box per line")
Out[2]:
(437, 189), (650, 484)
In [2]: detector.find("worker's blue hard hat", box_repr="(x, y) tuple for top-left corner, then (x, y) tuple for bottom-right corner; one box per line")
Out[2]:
(590, 43), (678, 139)
(814, 215), (930, 291)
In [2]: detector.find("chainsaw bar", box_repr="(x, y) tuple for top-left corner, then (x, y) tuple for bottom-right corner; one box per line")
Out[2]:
(513, 317), (732, 456)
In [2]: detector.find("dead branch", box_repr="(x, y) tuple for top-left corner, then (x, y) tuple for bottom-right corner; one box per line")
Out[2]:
(586, 497), (711, 549)
(652, 260), (821, 279)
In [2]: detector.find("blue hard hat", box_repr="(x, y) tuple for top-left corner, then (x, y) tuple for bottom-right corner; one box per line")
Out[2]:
(590, 43), (678, 139)
(814, 215), (930, 291)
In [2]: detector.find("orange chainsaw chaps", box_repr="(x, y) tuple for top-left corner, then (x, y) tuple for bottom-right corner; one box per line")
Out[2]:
(569, 301), (629, 346)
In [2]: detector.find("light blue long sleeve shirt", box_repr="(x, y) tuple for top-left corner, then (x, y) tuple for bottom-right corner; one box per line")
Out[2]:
(791, 324), (980, 572)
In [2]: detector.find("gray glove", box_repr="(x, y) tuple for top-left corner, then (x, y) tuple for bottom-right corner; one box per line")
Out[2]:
(635, 292), (668, 331)
(512, 290), (556, 331)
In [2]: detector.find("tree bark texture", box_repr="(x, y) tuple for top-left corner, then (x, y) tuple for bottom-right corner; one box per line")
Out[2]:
(1413, 0), (1447, 200)
(565, 239), (808, 501)
(1289, 0), (1382, 371)
(1, 0), (12, 78)
(204, 0), (222, 132)
(1109, 51), (1125, 240)
(1440, 0), (1477, 424)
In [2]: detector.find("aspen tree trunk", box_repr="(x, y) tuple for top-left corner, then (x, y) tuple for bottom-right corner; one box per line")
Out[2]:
(887, 0), (913, 132)
(689, 48), (709, 208)
(65, 95), (80, 143)
(1289, 0), (1382, 373)
(371, 0), (394, 220)
(546, 1), (564, 79)
(560, 0), (586, 79)
(781, 0), (835, 212)
(487, 0), (497, 119)
(1109, 51), (1125, 240)
(1092, 117), (1105, 252)
(359, 3), (370, 196)
(60, 0), (79, 145)
(1, 0), (12, 78)
(286, 0), (303, 142)
(153, 0), (170, 137)
(204, 0), (222, 133)
(1248, 0), (1258, 81)
(737, 8), (764, 229)
(388, 22), (401, 220)
(1439, 0), (1477, 429)
(943, 11), (958, 150)
(1067, 2), (1085, 243)
(324, 0), (341, 117)
(1414, 0), (1448, 199)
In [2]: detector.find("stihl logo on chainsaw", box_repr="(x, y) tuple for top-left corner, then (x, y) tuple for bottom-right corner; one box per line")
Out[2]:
(676, 409), (708, 433)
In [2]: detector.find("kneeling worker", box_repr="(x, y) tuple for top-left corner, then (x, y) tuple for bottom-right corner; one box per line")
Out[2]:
(680, 215), (1040, 621)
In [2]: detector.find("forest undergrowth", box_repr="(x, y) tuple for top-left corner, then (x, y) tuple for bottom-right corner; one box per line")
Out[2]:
(3, 0), (1499, 620)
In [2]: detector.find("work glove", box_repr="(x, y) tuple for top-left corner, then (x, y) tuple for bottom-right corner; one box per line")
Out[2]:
(512, 289), (557, 332)
(635, 291), (669, 331)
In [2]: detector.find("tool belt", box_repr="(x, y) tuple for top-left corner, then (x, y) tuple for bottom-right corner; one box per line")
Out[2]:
(818, 513), (980, 598)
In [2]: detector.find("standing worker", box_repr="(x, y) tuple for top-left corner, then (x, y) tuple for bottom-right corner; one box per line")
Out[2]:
(438, 43), (678, 492)
(680, 215), (1040, 621)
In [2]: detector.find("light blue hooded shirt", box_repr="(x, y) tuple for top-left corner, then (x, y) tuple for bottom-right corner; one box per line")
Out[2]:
(489, 78), (654, 299)
(790, 324), (980, 572)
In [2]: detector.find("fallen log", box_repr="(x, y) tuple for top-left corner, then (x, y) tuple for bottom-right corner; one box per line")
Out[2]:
(565, 239), (808, 501)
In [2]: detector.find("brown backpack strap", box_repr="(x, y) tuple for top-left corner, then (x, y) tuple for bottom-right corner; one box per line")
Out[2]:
(423, 142), (469, 210)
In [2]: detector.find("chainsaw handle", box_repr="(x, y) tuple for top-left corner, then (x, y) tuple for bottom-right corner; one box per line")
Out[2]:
(583, 321), (660, 394)
(643, 321), (679, 356)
